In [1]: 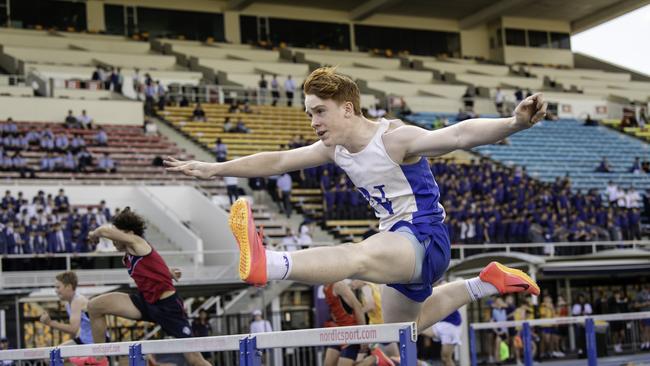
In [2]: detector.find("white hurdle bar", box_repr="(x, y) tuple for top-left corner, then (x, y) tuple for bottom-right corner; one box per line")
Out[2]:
(0, 322), (418, 366)
(469, 311), (650, 366)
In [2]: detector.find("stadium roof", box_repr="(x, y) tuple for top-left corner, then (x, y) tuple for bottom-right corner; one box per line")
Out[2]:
(226, 0), (650, 33)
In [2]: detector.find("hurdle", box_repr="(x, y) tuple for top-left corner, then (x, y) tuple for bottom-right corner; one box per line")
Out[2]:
(469, 310), (650, 366)
(0, 322), (418, 366)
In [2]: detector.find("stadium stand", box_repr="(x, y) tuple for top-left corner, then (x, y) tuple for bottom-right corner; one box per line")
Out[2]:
(0, 2), (649, 365)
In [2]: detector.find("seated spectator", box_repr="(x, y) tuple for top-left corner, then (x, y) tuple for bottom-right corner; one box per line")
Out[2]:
(96, 153), (116, 173)
(1, 151), (12, 171)
(179, 95), (190, 107)
(7, 133), (24, 151)
(40, 135), (54, 152)
(234, 118), (250, 133)
(643, 159), (650, 173)
(595, 157), (612, 173)
(77, 110), (93, 130)
(214, 138), (227, 162)
(630, 157), (642, 174)
(76, 147), (93, 172)
(228, 100), (240, 113)
(223, 117), (234, 133)
(40, 153), (57, 172)
(94, 126), (108, 146)
(242, 101), (253, 114)
(583, 114), (598, 126)
(61, 151), (77, 172)
(54, 133), (69, 152)
(70, 133), (85, 153)
(144, 120), (159, 136)
(25, 126), (40, 147)
(64, 110), (79, 128)
(4, 118), (17, 134)
(11, 151), (34, 178)
(192, 103), (207, 121)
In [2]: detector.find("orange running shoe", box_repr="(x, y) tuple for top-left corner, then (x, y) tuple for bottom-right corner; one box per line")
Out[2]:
(479, 262), (540, 296)
(371, 347), (396, 366)
(77, 357), (109, 366)
(228, 198), (267, 286)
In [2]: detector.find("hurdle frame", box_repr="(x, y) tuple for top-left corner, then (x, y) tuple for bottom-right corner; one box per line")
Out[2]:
(0, 322), (418, 366)
(469, 310), (650, 366)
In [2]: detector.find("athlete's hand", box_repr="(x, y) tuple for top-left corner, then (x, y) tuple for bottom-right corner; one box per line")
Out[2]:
(514, 93), (547, 127)
(164, 157), (216, 180)
(39, 312), (51, 325)
(170, 267), (182, 282)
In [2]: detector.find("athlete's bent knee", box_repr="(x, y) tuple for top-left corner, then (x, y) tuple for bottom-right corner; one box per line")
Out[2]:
(87, 298), (105, 317)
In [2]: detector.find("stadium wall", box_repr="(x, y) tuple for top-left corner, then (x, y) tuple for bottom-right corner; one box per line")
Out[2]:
(460, 25), (490, 60)
(0, 97), (143, 125)
(144, 185), (237, 266)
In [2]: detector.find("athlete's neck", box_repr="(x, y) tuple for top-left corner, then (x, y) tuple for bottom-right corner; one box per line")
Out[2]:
(340, 117), (380, 153)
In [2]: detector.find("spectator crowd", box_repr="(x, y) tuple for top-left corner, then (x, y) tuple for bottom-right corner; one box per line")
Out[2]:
(0, 189), (116, 270)
(0, 116), (118, 178)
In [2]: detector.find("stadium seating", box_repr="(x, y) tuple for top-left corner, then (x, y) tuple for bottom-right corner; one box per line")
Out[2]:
(160, 104), (313, 157)
(473, 119), (650, 191)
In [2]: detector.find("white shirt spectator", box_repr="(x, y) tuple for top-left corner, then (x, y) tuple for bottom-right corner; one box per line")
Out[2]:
(572, 302), (592, 316)
(606, 183), (619, 203)
(77, 113), (93, 128)
(284, 78), (296, 93)
(277, 173), (292, 192)
(281, 232), (299, 252)
(298, 224), (313, 246)
(95, 238), (117, 252)
(368, 106), (387, 118)
(495, 89), (505, 104)
(625, 189), (642, 208)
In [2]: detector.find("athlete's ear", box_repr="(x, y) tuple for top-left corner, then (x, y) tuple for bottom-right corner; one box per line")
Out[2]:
(343, 101), (353, 117)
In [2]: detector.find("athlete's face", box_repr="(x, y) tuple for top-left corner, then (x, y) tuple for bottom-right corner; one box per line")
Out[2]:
(54, 280), (73, 301)
(305, 94), (352, 147)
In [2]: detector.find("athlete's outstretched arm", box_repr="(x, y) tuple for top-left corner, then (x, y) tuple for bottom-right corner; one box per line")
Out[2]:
(39, 298), (83, 335)
(88, 225), (149, 254)
(164, 141), (332, 179)
(394, 93), (547, 158)
(334, 281), (366, 326)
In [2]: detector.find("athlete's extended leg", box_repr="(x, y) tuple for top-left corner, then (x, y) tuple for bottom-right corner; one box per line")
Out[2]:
(381, 266), (539, 332)
(87, 293), (142, 344)
(289, 233), (416, 284)
(230, 197), (417, 285)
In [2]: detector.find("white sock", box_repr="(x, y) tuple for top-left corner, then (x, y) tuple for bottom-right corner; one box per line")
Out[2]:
(465, 277), (499, 301)
(266, 250), (292, 280)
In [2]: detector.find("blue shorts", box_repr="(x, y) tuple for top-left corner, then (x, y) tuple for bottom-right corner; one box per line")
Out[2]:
(327, 344), (360, 360)
(387, 220), (451, 302)
(129, 292), (193, 338)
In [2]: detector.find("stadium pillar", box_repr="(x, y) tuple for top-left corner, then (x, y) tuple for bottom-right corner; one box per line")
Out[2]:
(349, 24), (357, 52)
(224, 11), (241, 44)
